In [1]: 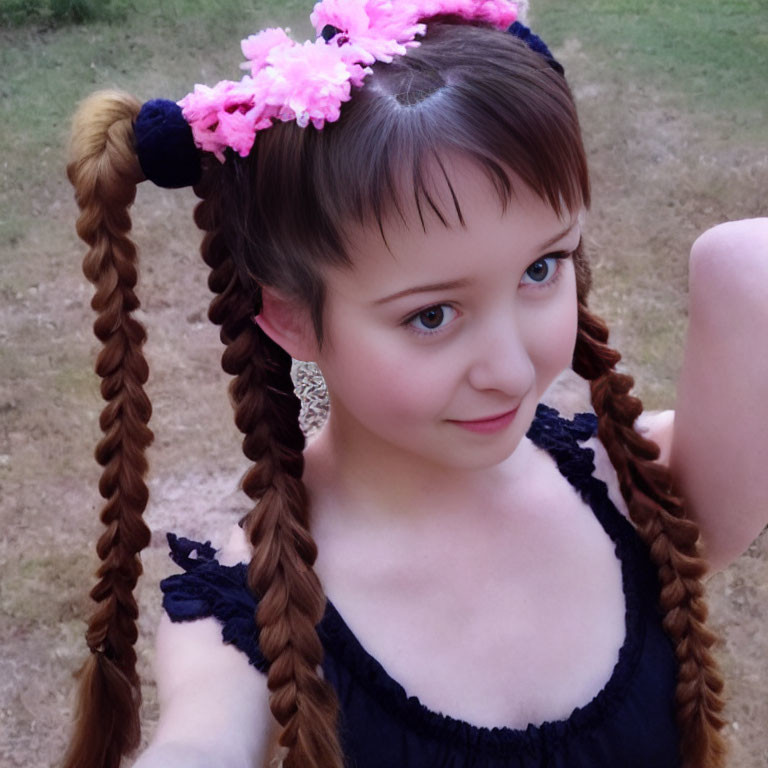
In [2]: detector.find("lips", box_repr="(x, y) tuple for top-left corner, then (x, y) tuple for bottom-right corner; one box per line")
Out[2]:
(446, 408), (519, 435)
(449, 409), (517, 424)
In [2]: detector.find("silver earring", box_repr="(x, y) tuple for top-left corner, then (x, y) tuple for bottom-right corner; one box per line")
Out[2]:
(291, 359), (329, 437)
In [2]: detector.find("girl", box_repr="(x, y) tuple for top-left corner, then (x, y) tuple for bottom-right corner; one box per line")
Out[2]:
(63, 1), (768, 767)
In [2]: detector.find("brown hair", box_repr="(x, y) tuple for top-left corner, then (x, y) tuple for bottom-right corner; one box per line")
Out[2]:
(65, 19), (725, 768)
(64, 91), (152, 768)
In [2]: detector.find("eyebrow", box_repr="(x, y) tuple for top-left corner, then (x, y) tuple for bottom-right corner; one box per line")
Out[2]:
(537, 219), (580, 251)
(373, 277), (474, 305)
(373, 220), (580, 306)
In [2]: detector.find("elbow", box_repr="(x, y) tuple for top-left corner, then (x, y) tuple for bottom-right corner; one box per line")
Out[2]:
(690, 218), (768, 262)
(687, 218), (768, 331)
(689, 218), (768, 294)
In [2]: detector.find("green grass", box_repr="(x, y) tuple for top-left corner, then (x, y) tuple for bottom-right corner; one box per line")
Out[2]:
(1, 0), (312, 138)
(0, 0), (312, 252)
(534, 0), (768, 122)
(0, 0), (118, 26)
(0, 0), (311, 26)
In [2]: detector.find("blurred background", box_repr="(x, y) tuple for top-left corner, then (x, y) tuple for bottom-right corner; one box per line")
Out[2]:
(1, 0), (766, 765)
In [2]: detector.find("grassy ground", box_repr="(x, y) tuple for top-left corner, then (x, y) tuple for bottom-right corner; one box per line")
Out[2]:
(1, 1), (766, 766)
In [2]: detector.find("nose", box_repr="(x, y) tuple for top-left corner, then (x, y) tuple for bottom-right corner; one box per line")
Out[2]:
(466, 308), (536, 397)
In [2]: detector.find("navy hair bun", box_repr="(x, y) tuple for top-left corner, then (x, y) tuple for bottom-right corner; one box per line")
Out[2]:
(134, 99), (202, 189)
(507, 21), (564, 75)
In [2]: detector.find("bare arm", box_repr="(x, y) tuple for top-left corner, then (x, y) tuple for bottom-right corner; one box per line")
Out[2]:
(668, 218), (768, 573)
(131, 614), (274, 768)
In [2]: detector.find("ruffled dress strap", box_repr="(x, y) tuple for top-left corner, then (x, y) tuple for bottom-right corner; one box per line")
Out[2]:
(160, 533), (268, 673)
(526, 403), (639, 543)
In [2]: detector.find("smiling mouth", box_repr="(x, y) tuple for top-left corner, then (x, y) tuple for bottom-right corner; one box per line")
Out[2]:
(449, 409), (518, 424)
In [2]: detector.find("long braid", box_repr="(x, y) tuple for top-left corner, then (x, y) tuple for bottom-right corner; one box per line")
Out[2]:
(63, 91), (153, 768)
(571, 249), (727, 768)
(193, 169), (344, 768)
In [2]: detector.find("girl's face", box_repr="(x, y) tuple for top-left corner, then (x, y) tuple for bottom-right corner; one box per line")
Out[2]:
(314, 157), (581, 473)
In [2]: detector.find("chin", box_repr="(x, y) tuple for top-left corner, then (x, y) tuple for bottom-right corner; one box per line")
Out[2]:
(434, 426), (531, 472)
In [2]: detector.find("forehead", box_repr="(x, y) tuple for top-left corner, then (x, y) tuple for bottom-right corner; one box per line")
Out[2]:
(329, 155), (576, 297)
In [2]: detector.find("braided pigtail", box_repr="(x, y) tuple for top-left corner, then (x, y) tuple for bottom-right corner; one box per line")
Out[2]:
(64, 92), (153, 768)
(193, 170), (344, 768)
(571, 249), (727, 768)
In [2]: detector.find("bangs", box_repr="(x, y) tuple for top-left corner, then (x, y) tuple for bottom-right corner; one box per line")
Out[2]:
(227, 21), (589, 347)
(310, 21), (590, 256)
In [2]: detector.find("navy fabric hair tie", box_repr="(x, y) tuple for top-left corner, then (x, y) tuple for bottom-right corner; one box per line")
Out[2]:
(134, 99), (202, 189)
(507, 21), (564, 75)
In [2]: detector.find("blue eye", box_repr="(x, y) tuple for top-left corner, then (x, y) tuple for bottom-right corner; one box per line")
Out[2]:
(404, 304), (457, 336)
(520, 254), (567, 286)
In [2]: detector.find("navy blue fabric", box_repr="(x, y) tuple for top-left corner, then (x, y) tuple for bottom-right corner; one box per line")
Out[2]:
(507, 21), (564, 75)
(161, 404), (681, 767)
(134, 99), (202, 189)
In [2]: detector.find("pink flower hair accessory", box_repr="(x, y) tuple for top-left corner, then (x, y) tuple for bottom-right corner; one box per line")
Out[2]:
(177, 0), (522, 161)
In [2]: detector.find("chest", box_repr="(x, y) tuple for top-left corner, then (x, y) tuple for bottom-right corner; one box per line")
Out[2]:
(313, 452), (629, 730)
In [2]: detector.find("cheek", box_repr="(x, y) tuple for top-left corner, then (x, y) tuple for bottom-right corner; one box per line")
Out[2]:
(550, 300), (579, 365)
(526, 283), (579, 379)
(320, 326), (448, 421)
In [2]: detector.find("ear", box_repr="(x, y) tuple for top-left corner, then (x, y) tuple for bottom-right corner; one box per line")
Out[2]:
(253, 286), (319, 363)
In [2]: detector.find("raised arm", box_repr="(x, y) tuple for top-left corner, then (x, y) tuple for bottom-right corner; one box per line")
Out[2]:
(131, 614), (274, 768)
(669, 218), (768, 573)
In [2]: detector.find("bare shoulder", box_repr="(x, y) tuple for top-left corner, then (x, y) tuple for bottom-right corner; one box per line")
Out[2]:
(134, 526), (276, 768)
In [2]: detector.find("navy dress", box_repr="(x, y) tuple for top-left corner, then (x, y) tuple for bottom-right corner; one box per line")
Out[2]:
(161, 405), (681, 767)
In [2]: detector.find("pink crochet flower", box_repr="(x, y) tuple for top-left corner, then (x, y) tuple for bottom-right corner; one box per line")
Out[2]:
(241, 27), (294, 75)
(311, 0), (426, 63)
(417, 0), (518, 28)
(264, 39), (369, 129)
(178, 0), (520, 160)
(179, 78), (272, 160)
